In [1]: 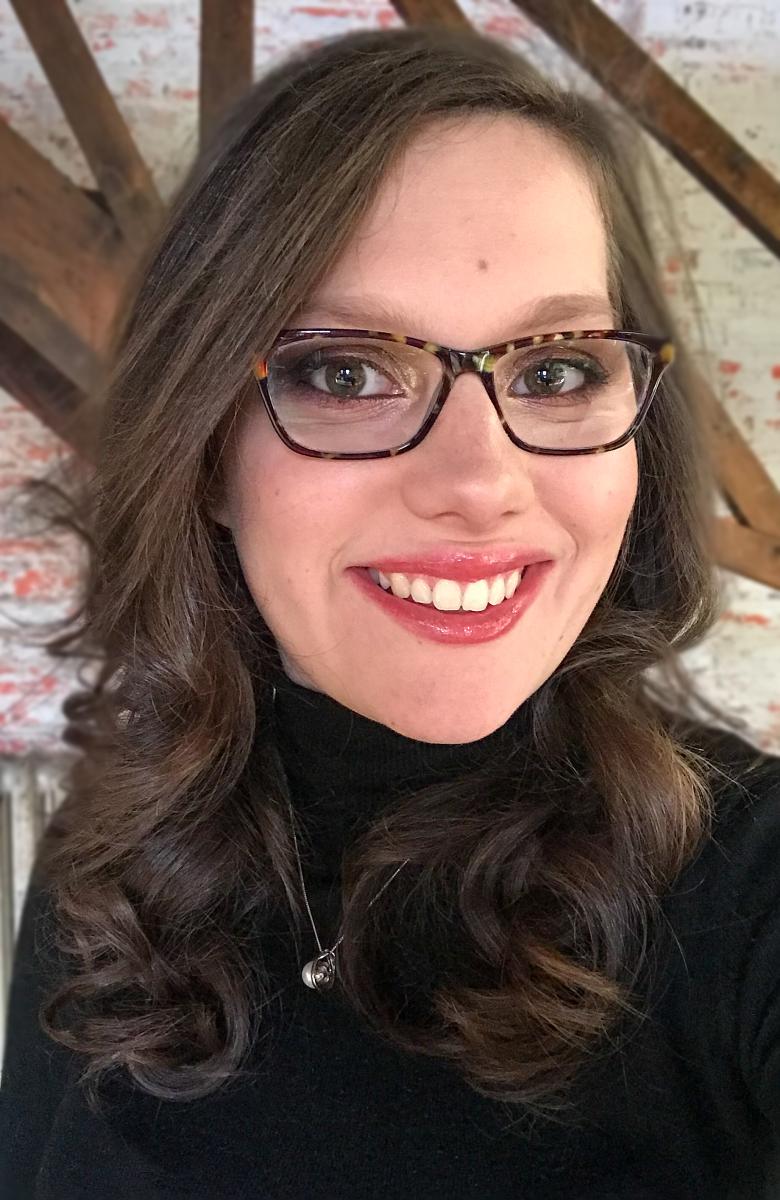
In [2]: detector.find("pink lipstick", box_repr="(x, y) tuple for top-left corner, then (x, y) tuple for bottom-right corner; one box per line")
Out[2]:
(347, 560), (552, 645)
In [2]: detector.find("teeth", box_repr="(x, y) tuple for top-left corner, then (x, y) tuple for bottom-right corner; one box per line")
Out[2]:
(367, 566), (524, 611)
(410, 577), (432, 604)
(506, 569), (521, 598)
(488, 574), (506, 606)
(461, 579), (490, 612)
(388, 572), (411, 599)
(432, 579), (462, 611)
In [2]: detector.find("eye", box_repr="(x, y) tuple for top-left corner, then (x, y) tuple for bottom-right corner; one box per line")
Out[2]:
(280, 347), (408, 402)
(513, 355), (604, 398)
(305, 353), (400, 399)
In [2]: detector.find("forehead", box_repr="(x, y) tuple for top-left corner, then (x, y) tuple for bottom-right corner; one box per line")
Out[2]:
(294, 114), (612, 345)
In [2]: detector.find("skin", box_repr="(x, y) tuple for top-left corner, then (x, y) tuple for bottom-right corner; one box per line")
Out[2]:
(211, 114), (637, 744)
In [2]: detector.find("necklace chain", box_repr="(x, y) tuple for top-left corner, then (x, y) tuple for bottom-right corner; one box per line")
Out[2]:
(272, 684), (411, 990)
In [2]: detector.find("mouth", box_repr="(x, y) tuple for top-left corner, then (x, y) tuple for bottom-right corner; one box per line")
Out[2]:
(347, 561), (551, 645)
(364, 564), (527, 612)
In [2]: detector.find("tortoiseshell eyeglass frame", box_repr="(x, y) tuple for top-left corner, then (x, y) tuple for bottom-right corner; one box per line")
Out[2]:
(251, 326), (676, 461)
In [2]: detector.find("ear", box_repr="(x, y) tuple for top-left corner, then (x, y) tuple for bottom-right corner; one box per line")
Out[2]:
(206, 406), (243, 530)
(204, 481), (233, 530)
(208, 503), (233, 530)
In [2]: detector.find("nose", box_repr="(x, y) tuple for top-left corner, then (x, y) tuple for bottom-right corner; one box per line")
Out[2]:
(426, 365), (519, 458)
(399, 369), (537, 524)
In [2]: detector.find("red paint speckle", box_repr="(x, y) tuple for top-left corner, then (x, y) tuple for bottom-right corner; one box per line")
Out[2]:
(720, 610), (771, 627)
(718, 360), (741, 375)
(0, 737), (29, 755)
(12, 567), (66, 599)
(22, 443), (57, 463)
(125, 77), (154, 99)
(133, 8), (170, 28)
(13, 568), (45, 598)
(291, 6), (356, 15)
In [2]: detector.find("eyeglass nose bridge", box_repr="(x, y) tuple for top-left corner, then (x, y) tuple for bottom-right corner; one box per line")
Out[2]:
(435, 345), (507, 412)
(443, 347), (499, 376)
(415, 345), (523, 455)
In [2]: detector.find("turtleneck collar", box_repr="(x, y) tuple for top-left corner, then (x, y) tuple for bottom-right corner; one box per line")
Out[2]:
(267, 664), (533, 881)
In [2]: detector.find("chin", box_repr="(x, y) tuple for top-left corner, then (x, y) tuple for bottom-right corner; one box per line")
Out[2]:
(372, 699), (521, 745)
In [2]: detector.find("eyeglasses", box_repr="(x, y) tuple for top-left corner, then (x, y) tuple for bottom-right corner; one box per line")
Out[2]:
(251, 326), (675, 460)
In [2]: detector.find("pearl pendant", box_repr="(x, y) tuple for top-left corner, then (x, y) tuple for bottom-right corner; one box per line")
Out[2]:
(301, 949), (337, 991)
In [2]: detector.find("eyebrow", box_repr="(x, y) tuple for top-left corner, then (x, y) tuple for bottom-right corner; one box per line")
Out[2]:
(291, 290), (617, 342)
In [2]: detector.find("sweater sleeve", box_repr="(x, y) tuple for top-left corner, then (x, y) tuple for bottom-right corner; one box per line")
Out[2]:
(0, 863), (79, 1200)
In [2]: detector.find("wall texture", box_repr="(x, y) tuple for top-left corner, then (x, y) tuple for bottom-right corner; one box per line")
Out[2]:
(0, 0), (778, 759)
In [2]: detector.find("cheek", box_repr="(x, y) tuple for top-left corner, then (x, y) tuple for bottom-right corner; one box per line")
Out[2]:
(228, 424), (360, 600)
(549, 447), (638, 562)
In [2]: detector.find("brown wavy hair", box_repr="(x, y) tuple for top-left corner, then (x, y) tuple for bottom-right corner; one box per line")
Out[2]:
(16, 24), (760, 1123)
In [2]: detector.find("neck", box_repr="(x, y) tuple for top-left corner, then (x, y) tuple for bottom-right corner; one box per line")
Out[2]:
(267, 666), (533, 881)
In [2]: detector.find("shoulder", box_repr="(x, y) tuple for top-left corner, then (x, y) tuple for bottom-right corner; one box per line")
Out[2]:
(1, 861), (80, 1197)
(685, 722), (780, 904)
(664, 722), (780, 1123)
(661, 720), (780, 933)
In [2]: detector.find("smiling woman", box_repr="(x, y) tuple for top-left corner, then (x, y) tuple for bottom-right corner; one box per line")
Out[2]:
(2, 21), (780, 1200)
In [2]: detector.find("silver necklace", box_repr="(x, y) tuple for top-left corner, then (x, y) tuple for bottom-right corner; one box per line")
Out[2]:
(272, 684), (411, 991)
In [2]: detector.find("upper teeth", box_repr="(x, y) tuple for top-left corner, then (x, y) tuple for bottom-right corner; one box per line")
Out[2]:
(367, 567), (525, 611)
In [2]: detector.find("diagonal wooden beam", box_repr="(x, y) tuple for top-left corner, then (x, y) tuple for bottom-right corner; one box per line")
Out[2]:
(713, 519), (780, 590)
(0, 321), (98, 459)
(200, 0), (255, 151)
(510, 0), (780, 260)
(390, 0), (467, 21)
(0, 120), (126, 393)
(9, 0), (163, 251)
(705, 387), (780, 538)
(0, 272), (102, 399)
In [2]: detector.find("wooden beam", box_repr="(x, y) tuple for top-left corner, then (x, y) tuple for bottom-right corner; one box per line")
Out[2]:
(510, 0), (780, 260)
(0, 321), (98, 459)
(0, 120), (126, 392)
(706, 389), (780, 538)
(200, 0), (254, 151)
(0, 274), (102, 398)
(390, 0), (468, 21)
(9, 0), (163, 250)
(712, 519), (780, 590)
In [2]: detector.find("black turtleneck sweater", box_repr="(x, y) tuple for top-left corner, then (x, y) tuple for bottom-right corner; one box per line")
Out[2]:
(2, 673), (780, 1199)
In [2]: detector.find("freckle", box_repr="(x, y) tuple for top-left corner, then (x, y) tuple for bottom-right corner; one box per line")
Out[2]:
(476, 259), (489, 271)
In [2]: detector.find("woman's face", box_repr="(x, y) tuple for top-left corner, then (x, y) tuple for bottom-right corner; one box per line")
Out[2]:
(213, 115), (637, 743)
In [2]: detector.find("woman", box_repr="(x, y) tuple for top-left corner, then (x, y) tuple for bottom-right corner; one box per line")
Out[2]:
(2, 23), (779, 1200)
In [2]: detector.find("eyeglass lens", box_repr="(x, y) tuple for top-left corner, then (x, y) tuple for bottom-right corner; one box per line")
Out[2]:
(264, 335), (654, 454)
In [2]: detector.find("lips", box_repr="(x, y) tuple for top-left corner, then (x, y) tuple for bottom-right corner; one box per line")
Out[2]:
(348, 560), (551, 646)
